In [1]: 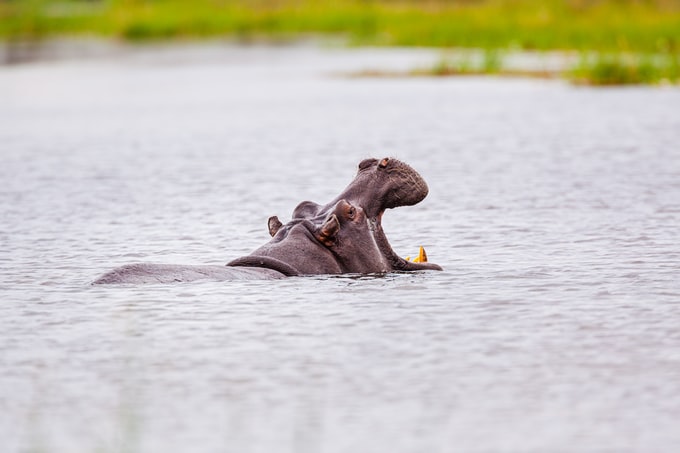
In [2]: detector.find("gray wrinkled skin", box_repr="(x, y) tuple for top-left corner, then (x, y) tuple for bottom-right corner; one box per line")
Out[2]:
(257, 199), (390, 274)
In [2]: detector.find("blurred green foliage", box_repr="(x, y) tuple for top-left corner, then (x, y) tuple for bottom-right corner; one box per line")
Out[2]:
(570, 52), (680, 85)
(409, 51), (680, 84)
(1, 0), (679, 53)
(2, 0), (679, 84)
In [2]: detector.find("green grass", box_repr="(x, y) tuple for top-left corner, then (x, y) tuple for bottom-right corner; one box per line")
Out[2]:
(351, 50), (680, 85)
(3, 0), (680, 84)
(2, 0), (680, 54)
(570, 53), (680, 85)
(412, 50), (506, 77)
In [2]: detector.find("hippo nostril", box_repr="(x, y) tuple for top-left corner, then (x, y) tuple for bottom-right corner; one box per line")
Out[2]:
(358, 158), (377, 171)
(379, 157), (390, 168)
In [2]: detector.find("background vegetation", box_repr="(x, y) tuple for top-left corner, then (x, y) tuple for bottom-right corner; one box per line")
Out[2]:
(2, 0), (679, 84)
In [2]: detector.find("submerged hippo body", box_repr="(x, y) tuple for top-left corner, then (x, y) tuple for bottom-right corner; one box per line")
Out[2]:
(93, 158), (441, 285)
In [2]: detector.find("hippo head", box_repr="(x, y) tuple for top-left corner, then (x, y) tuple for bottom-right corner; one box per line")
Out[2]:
(289, 157), (442, 272)
(230, 199), (388, 275)
(315, 199), (390, 274)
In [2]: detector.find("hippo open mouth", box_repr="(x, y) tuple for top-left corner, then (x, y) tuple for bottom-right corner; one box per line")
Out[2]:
(284, 157), (442, 272)
(347, 157), (442, 271)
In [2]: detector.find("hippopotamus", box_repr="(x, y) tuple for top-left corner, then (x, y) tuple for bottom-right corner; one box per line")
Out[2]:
(93, 157), (441, 284)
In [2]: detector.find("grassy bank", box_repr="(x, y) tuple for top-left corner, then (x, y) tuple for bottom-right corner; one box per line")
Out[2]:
(2, 0), (680, 53)
(2, 0), (680, 84)
(350, 50), (680, 85)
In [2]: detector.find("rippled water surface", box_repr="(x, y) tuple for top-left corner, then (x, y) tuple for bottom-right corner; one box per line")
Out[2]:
(2, 44), (680, 453)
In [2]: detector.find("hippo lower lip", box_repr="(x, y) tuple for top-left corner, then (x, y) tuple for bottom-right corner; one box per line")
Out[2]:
(368, 210), (442, 272)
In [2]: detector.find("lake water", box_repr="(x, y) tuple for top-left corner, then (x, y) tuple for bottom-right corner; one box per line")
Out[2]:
(1, 43), (679, 453)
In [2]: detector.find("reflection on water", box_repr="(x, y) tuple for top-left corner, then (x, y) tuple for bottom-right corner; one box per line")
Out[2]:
(1, 44), (680, 453)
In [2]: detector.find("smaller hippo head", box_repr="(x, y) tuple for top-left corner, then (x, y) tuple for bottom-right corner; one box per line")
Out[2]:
(315, 199), (389, 274)
(234, 199), (388, 275)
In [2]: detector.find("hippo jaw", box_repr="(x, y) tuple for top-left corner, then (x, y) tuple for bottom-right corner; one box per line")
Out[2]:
(369, 213), (442, 272)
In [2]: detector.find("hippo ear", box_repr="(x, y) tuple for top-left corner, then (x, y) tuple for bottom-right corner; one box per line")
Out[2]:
(317, 214), (339, 247)
(268, 216), (283, 237)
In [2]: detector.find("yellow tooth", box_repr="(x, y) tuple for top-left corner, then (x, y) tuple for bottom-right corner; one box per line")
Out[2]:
(412, 246), (428, 263)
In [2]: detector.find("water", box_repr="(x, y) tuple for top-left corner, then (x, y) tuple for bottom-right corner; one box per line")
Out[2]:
(1, 43), (680, 453)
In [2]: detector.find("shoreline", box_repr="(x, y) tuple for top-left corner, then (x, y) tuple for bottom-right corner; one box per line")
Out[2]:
(2, 38), (677, 86)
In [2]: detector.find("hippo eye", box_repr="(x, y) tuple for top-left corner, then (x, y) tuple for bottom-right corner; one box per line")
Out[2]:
(347, 206), (356, 219)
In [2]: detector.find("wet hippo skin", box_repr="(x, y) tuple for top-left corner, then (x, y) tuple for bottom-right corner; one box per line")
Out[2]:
(93, 158), (441, 284)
